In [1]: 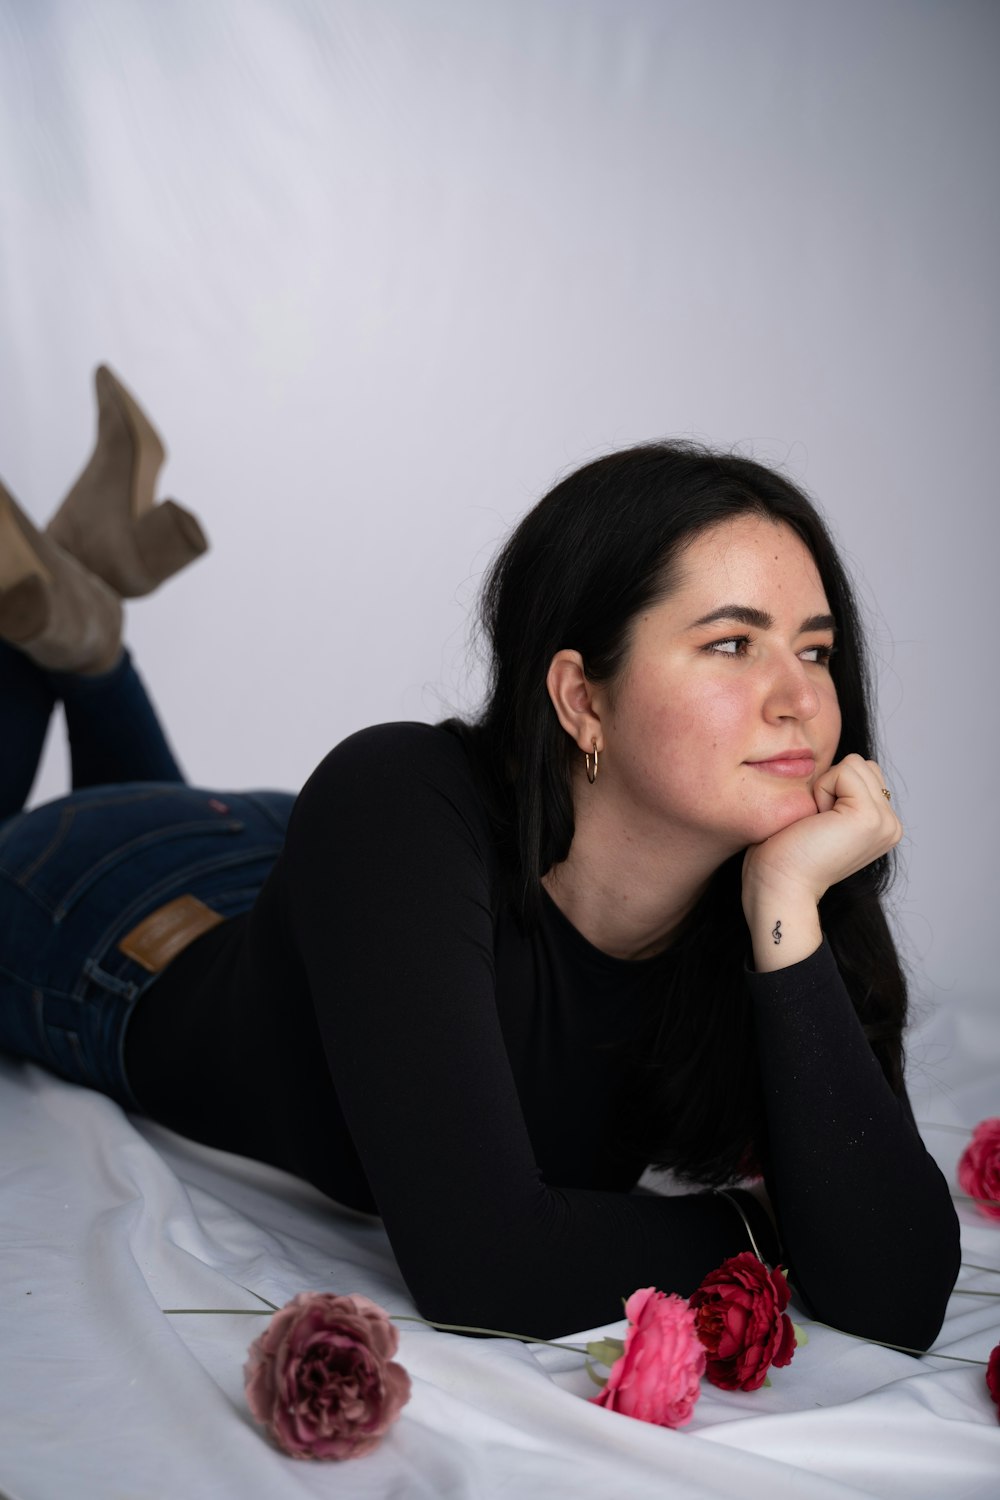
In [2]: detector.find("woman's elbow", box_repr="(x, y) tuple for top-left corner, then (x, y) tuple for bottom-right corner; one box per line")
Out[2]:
(798, 1207), (962, 1354)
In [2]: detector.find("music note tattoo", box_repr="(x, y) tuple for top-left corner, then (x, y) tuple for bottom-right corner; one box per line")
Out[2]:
(771, 919), (782, 945)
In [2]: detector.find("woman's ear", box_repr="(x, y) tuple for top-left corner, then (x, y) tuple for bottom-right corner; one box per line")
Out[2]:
(545, 650), (604, 754)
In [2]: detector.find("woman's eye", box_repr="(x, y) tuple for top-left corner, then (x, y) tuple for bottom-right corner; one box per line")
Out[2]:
(800, 644), (835, 666)
(707, 636), (751, 657)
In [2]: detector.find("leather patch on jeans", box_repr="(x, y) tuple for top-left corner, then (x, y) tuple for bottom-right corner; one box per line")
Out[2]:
(117, 894), (226, 973)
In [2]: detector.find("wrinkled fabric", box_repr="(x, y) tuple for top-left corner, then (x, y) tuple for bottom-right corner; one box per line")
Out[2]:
(1, 1058), (997, 1500)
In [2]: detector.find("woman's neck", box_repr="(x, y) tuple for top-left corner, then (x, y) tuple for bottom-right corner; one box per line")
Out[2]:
(541, 791), (732, 962)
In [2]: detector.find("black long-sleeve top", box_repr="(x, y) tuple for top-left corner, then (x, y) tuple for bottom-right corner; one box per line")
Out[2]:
(127, 722), (960, 1343)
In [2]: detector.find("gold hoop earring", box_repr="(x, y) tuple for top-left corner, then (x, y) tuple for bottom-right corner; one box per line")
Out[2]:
(585, 739), (599, 785)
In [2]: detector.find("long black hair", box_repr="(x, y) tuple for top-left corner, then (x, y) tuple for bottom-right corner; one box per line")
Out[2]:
(454, 441), (906, 1186)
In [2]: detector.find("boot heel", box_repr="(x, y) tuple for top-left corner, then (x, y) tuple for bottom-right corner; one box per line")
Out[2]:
(0, 480), (122, 675)
(46, 365), (209, 599)
(131, 500), (209, 594)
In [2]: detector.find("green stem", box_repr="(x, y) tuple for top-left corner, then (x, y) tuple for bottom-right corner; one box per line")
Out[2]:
(161, 1304), (587, 1354)
(164, 1283), (281, 1316)
(806, 1320), (989, 1367)
(163, 1297), (995, 1372)
(391, 1313), (587, 1353)
(237, 1283), (281, 1312)
(952, 1191), (1000, 1210)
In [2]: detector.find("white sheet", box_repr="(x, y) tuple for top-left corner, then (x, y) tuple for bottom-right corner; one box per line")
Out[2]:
(2, 3), (997, 1493)
(3, 1001), (998, 1500)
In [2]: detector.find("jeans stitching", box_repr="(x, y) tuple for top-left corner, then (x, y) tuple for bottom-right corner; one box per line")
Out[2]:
(238, 792), (294, 834)
(66, 1028), (98, 1090)
(14, 805), (76, 889)
(32, 986), (59, 1073)
(0, 787), (203, 889)
(83, 958), (140, 1000)
(72, 843), (283, 998)
(51, 819), (248, 921)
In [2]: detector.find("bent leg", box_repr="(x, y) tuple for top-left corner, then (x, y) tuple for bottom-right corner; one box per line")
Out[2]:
(49, 648), (186, 788)
(1, 640), (186, 819)
(0, 642), (58, 821)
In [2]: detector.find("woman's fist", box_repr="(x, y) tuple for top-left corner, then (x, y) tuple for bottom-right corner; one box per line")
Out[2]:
(742, 755), (902, 971)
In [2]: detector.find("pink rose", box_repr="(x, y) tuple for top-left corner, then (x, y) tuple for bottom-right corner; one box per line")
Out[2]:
(590, 1288), (706, 1428)
(987, 1344), (1000, 1422)
(244, 1292), (411, 1460)
(958, 1118), (1000, 1221)
(689, 1252), (796, 1392)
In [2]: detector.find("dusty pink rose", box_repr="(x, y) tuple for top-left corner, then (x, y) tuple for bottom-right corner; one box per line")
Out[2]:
(244, 1292), (411, 1460)
(987, 1344), (1000, 1422)
(590, 1288), (706, 1428)
(689, 1252), (796, 1392)
(958, 1118), (1000, 1221)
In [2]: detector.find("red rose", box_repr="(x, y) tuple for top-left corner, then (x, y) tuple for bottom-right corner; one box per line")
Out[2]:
(244, 1292), (411, 1460)
(987, 1344), (1000, 1422)
(590, 1288), (706, 1428)
(958, 1118), (1000, 1221)
(689, 1252), (797, 1392)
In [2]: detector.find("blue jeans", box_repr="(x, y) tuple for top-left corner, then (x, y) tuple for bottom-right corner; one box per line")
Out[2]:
(0, 643), (293, 1108)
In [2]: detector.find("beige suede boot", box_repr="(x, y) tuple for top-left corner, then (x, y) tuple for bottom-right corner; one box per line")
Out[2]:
(46, 364), (208, 598)
(0, 480), (123, 675)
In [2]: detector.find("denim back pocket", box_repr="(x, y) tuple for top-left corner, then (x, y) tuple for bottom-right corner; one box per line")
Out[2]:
(0, 785), (249, 921)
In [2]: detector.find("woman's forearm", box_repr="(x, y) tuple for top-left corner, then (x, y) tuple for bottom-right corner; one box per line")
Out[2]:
(747, 942), (960, 1349)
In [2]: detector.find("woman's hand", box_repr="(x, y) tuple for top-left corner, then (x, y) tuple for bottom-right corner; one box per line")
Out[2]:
(742, 754), (902, 972)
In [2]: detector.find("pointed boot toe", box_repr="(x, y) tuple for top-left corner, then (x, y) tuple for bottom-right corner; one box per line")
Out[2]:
(46, 364), (209, 598)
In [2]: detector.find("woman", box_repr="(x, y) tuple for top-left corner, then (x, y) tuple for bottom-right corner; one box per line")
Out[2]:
(0, 368), (959, 1345)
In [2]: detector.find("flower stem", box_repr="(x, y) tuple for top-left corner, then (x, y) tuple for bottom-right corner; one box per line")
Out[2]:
(161, 1304), (591, 1354)
(237, 1283), (280, 1312)
(952, 1191), (1000, 1211)
(805, 1320), (989, 1366)
(390, 1314), (587, 1353)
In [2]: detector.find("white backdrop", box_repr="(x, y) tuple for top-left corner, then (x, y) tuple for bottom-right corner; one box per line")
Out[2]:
(1, 0), (997, 1039)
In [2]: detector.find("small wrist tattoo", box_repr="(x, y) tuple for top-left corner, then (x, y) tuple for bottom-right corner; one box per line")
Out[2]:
(771, 919), (782, 945)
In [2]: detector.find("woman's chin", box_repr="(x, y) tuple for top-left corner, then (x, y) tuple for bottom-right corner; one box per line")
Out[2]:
(744, 791), (819, 845)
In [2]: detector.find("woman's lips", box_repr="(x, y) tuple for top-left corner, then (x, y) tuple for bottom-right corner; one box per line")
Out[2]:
(745, 753), (816, 778)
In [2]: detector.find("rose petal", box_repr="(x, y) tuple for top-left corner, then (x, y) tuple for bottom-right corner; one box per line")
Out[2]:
(591, 1290), (704, 1428)
(243, 1292), (412, 1460)
(958, 1119), (1000, 1222)
(986, 1345), (1000, 1420)
(691, 1254), (799, 1393)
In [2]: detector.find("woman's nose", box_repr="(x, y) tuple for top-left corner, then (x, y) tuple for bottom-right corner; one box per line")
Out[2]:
(764, 656), (822, 722)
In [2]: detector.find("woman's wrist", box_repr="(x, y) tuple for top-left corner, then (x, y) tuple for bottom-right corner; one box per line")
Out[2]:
(743, 882), (822, 972)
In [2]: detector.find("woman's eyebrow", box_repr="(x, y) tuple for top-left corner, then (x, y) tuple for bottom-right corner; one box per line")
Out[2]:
(689, 605), (837, 634)
(800, 612), (837, 635)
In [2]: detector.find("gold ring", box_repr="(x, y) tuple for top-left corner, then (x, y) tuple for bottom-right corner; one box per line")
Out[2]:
(881, 787), (891, 802)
